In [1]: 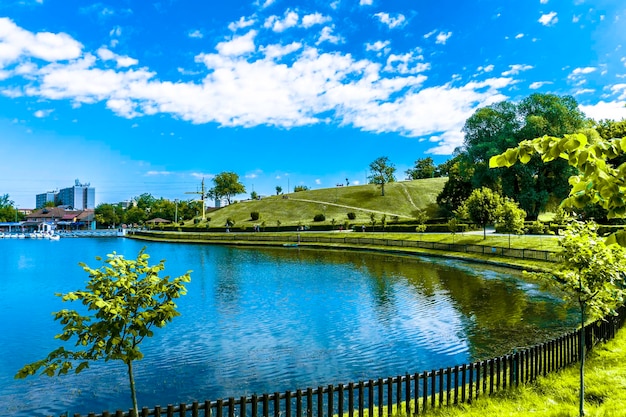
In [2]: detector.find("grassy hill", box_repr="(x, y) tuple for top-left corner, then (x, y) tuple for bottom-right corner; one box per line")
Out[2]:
(191, 178), (446, 229)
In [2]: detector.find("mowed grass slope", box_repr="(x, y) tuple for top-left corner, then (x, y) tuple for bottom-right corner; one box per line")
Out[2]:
(200, 178), (446, 228)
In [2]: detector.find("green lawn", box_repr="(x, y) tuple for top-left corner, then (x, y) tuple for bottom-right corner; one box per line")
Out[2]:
(420, 328), (626, 417)
(193, 178), (446, 229)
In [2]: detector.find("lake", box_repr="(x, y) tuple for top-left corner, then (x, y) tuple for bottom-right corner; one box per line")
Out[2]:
(0, 237), (576, 416)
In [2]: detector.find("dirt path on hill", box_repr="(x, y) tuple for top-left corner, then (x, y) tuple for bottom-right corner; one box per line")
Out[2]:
(399, 183), (419, 211)
(287, 198), (413, 219)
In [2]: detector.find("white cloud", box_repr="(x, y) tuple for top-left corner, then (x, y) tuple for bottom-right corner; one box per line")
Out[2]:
(229, 17), (256, 32)
(260, 42), (302, 60)
(384, 52), (429, 74)
(257, 0), (276, 9)
(366, 40), (390, 52)
(515, 33), (524, 39)
(529, 81), (552, 89)
(574, 88), (595, 95)
(579, 101), (626, 121)
(216, 31), (257, 56)
(477, 64), (494, 73)
(501, 64), (533, 76)
(538, 12), (558, 26)
(264, 10), (299, 32)
(570, 66), (597, 76)
(423, 29), (437, 39)
(0, 17), (82, 66)
(317, 26), (343, 45)
(188, 30), (203, 39)
(302, 13), (331, 28)
(360, 0), (373, 5)
(33, 109), (53, 118)
(540, 0), (549, 4)
(435, 31), (453, 45)
(374, 12), (406, 29)
(96, 47), (138, 68)
(572, 15), (581, 23)
(5, 19), (517, 156)
(315, 179), (321, 185)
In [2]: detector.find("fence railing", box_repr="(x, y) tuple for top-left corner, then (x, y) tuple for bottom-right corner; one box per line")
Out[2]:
(60, 306), (626, 417)
(132, 231), (559, 262)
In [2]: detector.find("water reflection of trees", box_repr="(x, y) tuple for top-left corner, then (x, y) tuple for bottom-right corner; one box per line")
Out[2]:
(248, 247), (577, 360)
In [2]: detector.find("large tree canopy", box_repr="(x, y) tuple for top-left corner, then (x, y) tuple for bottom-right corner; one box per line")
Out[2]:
(208, 172), (246, 204)
(368, 156), (396, 196)
(451, 93), (586, 218)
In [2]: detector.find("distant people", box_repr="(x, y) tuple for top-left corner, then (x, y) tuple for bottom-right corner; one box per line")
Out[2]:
(361, 225), (365, 232)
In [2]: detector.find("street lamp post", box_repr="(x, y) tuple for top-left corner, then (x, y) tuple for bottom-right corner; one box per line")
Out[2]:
(174, 199), (179, 224)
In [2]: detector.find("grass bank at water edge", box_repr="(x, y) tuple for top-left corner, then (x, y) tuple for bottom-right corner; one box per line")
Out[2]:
(413, 328), (626, 417)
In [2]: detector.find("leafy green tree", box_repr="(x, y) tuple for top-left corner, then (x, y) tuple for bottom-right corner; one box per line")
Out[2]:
(447, 217), (460, 244)
(0, 194), (19, 222)
(529, 222), (626, 416)
(460, 187), (503, 239)
(275, 186), (282, 195)
(496, 198), (526, 248)
(368, 156), (396, 196)
(489, 132), (626, 241)
(369, 212), (377, 231)
(94, 203), (121, 227)
(461, 94), (585, 218)
(414, 209), (428, 234)
(208, 172), (246, 205)
(134, 193), (156, 211)
(405, 157), (436, 179)
(294, 185), (309, 192)
(250, 191), (259, 200)
(436, 160), (473, 217)
(15, 249), (192, 416)
(123, 206), (148, 225)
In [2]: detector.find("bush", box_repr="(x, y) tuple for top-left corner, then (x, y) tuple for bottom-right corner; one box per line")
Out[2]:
(525, 220), (547, 235)
(347, 212), (356, 220)
(314, 213), (326, 222)
(250, 212), (260, 221)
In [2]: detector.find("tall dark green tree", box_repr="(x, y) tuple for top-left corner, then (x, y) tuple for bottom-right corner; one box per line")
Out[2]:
(405, 157), (436, 179)
(459, 93), (586, 218)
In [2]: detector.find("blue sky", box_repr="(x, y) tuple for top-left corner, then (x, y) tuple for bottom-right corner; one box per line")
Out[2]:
(1, 0), (625, 209)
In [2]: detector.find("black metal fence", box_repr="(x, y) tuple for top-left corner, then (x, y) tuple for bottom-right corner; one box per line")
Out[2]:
(59, 307), (626, 417)
(132, 231), (559, 262)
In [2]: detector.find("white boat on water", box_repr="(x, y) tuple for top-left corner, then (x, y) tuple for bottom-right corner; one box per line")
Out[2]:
(49, 234), (60, 241)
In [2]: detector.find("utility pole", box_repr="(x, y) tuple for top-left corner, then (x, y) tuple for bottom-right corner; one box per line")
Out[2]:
(185, 178), (206, 221)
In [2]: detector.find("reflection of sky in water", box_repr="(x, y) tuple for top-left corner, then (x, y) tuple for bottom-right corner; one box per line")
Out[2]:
(0, 240), (576, 416)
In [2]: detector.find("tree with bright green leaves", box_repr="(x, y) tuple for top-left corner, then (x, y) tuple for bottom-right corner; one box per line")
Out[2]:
(489, 132), (626, 243)
(405, 157), (436, 179)
(0, 193), (20, 222)
(459, 93), (585, 218)
(459, 187), (503, 239)
(15, 249), (192, 416)
(275, 186), (282, 195)
(529, 222), (626, 417)
(368, 156), (396, 196)
(496, 197), (526, 248)
(208, 172), (246, 205)
(94, 203), (122, 227)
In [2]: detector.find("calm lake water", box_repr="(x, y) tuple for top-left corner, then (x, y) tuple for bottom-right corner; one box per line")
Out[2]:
(0, 237), (576, 416)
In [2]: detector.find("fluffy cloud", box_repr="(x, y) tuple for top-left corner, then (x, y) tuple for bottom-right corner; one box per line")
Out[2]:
(501, 64), (533, 76)
(435, 31), (453, 45)
(0, 17), (82, 66)
(580, 100), (626, 121)
(3, 18), (517, 156)
(374, 12), (406, 29)
(538, 12), (558, 26)
(264, 10), (299, 32)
